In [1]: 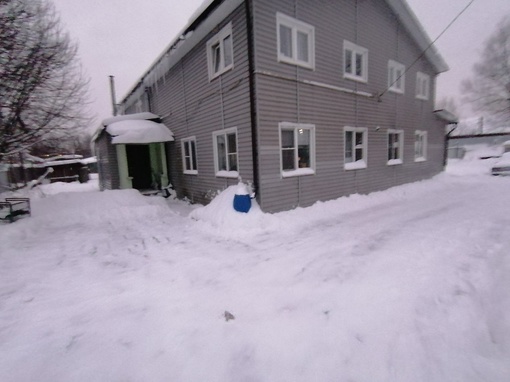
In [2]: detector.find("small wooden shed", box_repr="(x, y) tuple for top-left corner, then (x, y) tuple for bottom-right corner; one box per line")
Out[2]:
(93, 113), (174, 192)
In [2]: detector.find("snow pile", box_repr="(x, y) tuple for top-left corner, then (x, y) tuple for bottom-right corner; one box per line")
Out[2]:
(495, 152), (510, 167)
(446, 144), (502, 177)
(190, 184), (268, 236)
(32, 177), (99, 197)
(32, 189), (172, 229)
(0, 177), (99, 200)
(1, 151), (510, 382)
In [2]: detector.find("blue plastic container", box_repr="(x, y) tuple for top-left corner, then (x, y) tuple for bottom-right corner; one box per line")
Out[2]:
(233, 194), (251, 213)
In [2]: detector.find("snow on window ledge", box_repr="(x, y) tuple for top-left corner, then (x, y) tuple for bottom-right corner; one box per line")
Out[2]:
(184, 170), (198, 175)
(215, 170), (239, 178)
(281, 168), (315, 178)
(344, 73), (368, 83)
(344, 160), (367, 170)
(387, 159), (403, 166)
(414, 157), (426, 163)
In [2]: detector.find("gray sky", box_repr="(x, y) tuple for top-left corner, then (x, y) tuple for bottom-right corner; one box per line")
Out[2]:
(51, 0), (510, 127)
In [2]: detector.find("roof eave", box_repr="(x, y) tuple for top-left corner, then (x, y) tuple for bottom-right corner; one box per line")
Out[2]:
(119, 0), (227, 108)
(119, 0), (449, 111)
(385, 0), (449, 73)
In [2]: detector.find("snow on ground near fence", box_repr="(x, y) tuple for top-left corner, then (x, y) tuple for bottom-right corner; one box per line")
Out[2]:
(1, 149), (510, 382)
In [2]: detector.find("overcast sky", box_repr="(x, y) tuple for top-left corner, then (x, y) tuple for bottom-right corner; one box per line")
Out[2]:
(51, 0), (510, 128)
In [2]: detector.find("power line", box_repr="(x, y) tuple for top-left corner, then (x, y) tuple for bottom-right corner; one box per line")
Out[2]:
(378, 0), (476, 100)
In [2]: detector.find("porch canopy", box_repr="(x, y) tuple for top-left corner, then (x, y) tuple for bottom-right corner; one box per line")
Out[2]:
(93, 112), (174, 144)
(106, 119), (174, 144)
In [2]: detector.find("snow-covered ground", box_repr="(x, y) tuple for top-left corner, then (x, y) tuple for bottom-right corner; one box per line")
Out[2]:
(1, 148), (509, 382)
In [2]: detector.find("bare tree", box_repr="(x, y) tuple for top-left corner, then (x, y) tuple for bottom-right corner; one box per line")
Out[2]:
(461, 16), (510, 126)
(30, 130), (93, 157)
(0, 0), (89, 163)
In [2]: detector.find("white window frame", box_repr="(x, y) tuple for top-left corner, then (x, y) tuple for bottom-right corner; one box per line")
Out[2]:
(343, 41), (368, 83)
(388, 60), (406, 94)
(343, 126), (368, 170)
(387, 129), (404, 165)
(276, 12), (315, 70)
(212, 127), (239, 178)
(279, 122), (316, 178)
(416, 72), (430, 100)
(414, 130), (427, 162)
(206, 23), (234, 81)
(181, 136), (198, 175)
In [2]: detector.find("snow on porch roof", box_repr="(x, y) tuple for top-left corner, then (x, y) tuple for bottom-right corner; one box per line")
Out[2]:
(434, 109), (459, 124)
(101, 112), (161, 126)
(106, 119), (174, 145)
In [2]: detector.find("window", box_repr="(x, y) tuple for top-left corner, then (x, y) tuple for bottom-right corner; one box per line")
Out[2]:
(343, 41), (368, 83)
(414, 131), (427, 161)
(388, 60), (405, 94)
(181, 137), (198, 174)
(344, 127), (368, 170)
(416, 72), (430, 100)
(206, 23), (234, 80)
(387, 129), (404, 165)
(213, 127), (238, 177)
(279, 122), (315, 177)
(276, 13), (315, 69)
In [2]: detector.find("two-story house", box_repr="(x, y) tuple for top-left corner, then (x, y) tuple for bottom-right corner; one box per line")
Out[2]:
(94, 0), (451, 212)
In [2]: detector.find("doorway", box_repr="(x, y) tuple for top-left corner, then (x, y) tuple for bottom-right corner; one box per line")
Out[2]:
(126, 144), (153, 190)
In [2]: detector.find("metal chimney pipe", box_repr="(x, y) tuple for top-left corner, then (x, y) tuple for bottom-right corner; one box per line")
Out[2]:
(109, 75), (117, 116)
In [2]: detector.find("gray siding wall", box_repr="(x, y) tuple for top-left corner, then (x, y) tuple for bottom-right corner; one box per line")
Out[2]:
(122, 4), (253, 205)
(252, 0), (446, 212)
(95, 131), (120, 190)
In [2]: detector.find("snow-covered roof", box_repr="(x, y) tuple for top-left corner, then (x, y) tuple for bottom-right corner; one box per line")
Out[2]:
(120, 0), (243, 108)
(101, 112), (161, 127)
(93, 112), (173, 144)
(188, 0), (216, 25)
(106, 119), (174, 145)
(120, 0), (447, 110)
(43, 154), (84, 162)
(385, 0), (448, 73)
(434, 109), (459, 124)
(80, 157), (98, 165)
(3, 156), (97, 169)
(43, 158), (93, 167)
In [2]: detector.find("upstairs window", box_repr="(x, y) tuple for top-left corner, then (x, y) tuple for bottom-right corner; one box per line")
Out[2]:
(414, 131), (427, 161)
(213, 127), (238, 177)
(416, 72), (430, 100)
(344, 127), (368, 170)
(182, 137), (198, 175)
(276, 13), (315, 69)
(388, 60), (405, 94)
(280, 122), (315, 177)
(207, 23), (234, 80)
(343, 41), (368, 83)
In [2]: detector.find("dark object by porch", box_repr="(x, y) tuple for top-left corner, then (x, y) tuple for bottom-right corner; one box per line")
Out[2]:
(0, 198), (31, 223)
(78, 166), (90, 183)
